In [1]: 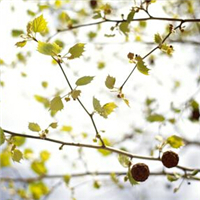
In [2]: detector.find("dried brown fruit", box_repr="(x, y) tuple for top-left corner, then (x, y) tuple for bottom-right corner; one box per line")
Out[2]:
(131, 163), (150, 182)
(161, 151), (179, 168)
(90, 0), (97, 9)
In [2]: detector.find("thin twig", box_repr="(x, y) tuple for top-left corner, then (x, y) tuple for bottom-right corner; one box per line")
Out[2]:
(3, 129), (200, 173)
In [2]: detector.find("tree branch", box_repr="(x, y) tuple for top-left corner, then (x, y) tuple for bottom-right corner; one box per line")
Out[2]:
(3, 129), (200, 173)
(1, 171), (200, 183)
(47, 16), (200, 42)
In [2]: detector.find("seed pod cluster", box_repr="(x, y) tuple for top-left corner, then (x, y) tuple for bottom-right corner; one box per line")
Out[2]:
(161, 151), (179, 168)
(131, 163), (150, 182)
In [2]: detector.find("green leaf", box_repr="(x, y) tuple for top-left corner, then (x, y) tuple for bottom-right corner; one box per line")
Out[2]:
(191, 170), (199, 176)
(58, 11), (70, 23)
(127, 10), (135, 23)
(105, 75), (116, 89)
(32, 15), (48, 33)
(41, 81), (48, 88)
(67, 43), (85, 59)
(119, 22), (129, 35)
(63, 174), (71, 185)
(93, 97), (102, 114)
(49, 96), (64, 112)
(118, 154), (130, 168)
(93, 11), (102, 19)
(24, 148), (33, 159)
(101, 102), (117, 118)
(13, 136), (26, 147)
(28, 123), (41, 132)
(161, 43), (174, 55)
(49, 122), (58, 129)
(0, 151), (11, 167)
(71, 90), (81, 100)
(167, 135), (184, 148)
(75, 76), (94, 86)
(31, 161), (47, 175)
(97, 61), (105, 69)
(154, 33), (162, 44)
(98, 138), (112, 156)
(135, 55), (150, 75)
(147, 114), (165, 122)
(11, 29), (24, 37)
(127, 168), (139, 185)
(61, 125), (73, 132)
(12, 149), (23, 162)
(93, 180), (101, 189)
(167, 174), (179, 182)
(15, 40), (27, 48)
(37, 41), (62, 56)
(29, 182), (49, 200)
(34, 95), (49, 108)
(0, 128), (5, 146)
(40, 150), (50, 162)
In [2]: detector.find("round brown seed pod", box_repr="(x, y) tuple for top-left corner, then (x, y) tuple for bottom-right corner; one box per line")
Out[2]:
(161, 151), (179, 168)
(90, 0), (98, 9)
(131, 163), (150, 182)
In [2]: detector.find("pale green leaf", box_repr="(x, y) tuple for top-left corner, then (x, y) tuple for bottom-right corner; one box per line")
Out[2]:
(93, 97), (102, 114)
(93, 180), (101, 189)
(15, 41), (27, 48)
(37, 41), (62, 56)
(31, 161), (47, 175)
(49, 122), (58, 129)
(119, 22), (129, 35)
(118, 154), (130, 168)
(28, 123), (41, 132)
(67, 43), (85, 59)
(127, 11), (135, 23)
(24, 148), (34, 159)
(71, 90), (81, 100)
(13, 136), (26, 147)
(167, 174), (179, 182)
(154, 33), (162, 44)
(75, 76), (94, 86)
(12, 149), (23, 162)
(0, 128), (5, 146)
(98, 138), (112, 156)
(49, 96), (64, 112)
(127, 168), (139, 185)
(41, 81), (48, 88)
(63, 174), (71, 185)
(61, 125), (72, 132)
(135, 55), (150, 75)
(11, 29), (24, 37)
(167, 135), (184, 148)
(34, 95), (49, 108)
(40, 150), (50, 162)
(101, 102), (117, 118)
(147, 114), (165, 122)
(105, 75), (116, 89)
(29, 182), (48, 200)
(0, 151), (11, 167)
(32, 15), (48, 33)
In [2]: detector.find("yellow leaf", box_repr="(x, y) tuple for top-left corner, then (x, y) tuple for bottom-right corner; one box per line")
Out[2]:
(15, 41), (27, 48)
(38, 41), (62, 56)
(101, 102), (117, 118)
(32, 15), (48, 33)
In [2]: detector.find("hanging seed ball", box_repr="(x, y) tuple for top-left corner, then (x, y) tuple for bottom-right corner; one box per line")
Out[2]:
(161, 151), (179, 168)
(90, 0), (98, 9)
(131, 163), (150, 182)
